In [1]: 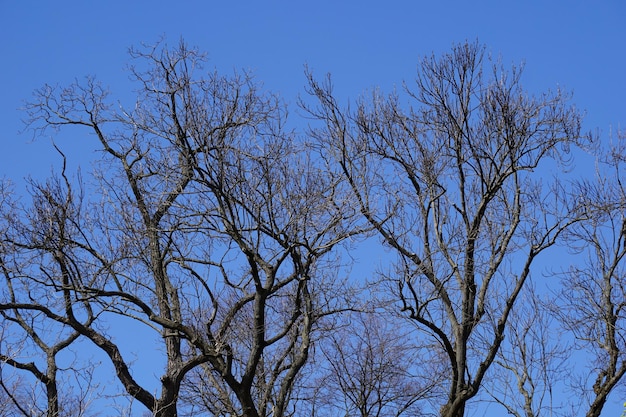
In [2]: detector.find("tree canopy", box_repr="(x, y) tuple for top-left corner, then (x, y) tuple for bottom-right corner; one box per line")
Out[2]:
(1, 39), (624, 417)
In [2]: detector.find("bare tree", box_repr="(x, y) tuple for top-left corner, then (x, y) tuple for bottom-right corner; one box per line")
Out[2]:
(303, 41), (585, 417)
(555, 132), (626, 417)
(0, 39), (360, 417)
(0, 172), (103, 417)
(0, 296), (100, 417)
(310, 310), (442, 417)
(486, 283), (572, 417)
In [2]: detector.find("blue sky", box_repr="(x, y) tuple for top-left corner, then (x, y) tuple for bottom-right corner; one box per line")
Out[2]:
(2, 1), (624, 182)
(1, 1), (625, 415)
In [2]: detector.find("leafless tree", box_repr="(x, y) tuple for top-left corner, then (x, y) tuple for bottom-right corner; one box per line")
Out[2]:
(310, 310), (443, 417)
(0, 39), (361, 417)
(555, 132), (626, 417)
(303, 41), (586, 417)
(0, 168), (104, 417)
(0, 302), (101, 417)
(486, 283), (572, 417)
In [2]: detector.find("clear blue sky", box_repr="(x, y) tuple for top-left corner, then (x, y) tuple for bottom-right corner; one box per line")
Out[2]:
(1, 1), (624, 182)
(1, 1), (625, 415)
